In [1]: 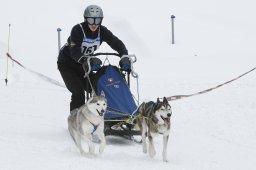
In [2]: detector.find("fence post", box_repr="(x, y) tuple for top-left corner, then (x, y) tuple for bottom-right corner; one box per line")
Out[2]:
(57, 28), (62, 52)
(171, 15), (175, 44)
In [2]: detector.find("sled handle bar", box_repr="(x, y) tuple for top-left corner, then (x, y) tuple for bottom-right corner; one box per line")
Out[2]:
(92, 53), (137, 63)
(84, 53), (138, 77)
(83, 53), (121, 77)
(91, 53), (137, 63)
(92, 52), (121, 57)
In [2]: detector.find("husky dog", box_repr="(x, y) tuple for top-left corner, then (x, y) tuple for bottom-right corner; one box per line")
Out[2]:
(136, 97), (172, 162)
(68, 91), (107, 155)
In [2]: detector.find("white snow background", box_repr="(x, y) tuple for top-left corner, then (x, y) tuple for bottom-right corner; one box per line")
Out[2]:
(0, 0), (256, 169)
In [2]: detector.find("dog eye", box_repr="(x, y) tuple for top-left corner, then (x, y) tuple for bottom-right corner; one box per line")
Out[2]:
(97, 103), (100, 106)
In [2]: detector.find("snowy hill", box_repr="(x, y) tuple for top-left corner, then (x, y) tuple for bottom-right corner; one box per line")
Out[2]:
(0, 0), (256, 169)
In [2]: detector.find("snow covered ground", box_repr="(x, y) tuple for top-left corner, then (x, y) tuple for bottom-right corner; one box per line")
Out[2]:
(0, 0), (256, 169)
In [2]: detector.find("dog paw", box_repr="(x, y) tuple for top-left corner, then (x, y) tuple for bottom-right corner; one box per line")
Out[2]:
(149, 150), (156, 158)
(142, 145), (147, 153)
(99, 147), (104, 154)
(88, 146), (95, 155)
(143, 148), (147, 154)
(163, 158), (169, 163)
(79, 150), (85, 155)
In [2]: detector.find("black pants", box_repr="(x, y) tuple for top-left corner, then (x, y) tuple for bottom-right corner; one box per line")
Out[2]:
(58, 61), (92, 111)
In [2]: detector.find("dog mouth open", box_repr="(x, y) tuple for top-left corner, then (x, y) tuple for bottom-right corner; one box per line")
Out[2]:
(160, 115), (170, 123)
(96, 109), (104, 116)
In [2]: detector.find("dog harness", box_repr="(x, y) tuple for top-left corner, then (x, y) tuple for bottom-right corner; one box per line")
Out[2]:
(89, 121), (99, 134)
(147, 101), (156, 110)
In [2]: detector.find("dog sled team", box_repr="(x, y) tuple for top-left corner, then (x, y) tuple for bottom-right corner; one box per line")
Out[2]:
(58, 5), (172, 162)
(68, 91), (172, 162)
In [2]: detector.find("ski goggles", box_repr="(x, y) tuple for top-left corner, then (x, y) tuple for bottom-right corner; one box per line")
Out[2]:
(85, 17), (103, 25)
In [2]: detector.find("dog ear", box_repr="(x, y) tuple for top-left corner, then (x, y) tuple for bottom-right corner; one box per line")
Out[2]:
(157, 98), (160, 103)
(100, 90), (105, 97)
(91, 91), (97, 97)
(163, 97), (168, 103)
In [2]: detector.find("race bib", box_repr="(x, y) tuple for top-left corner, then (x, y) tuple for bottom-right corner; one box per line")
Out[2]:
(81, 37), (100, 55)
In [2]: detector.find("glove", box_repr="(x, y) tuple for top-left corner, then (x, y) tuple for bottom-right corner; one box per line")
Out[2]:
(90, 57), (102, 71)
(119, 56), (131, 71)
(82, 57), (102, 72)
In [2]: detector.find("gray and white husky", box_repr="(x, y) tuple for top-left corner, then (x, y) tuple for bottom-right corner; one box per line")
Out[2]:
(68, 92), (107, 155)
(136, 97), (172, 162)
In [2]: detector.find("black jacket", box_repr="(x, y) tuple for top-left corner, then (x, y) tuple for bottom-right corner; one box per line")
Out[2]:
(58, 22), (128, 64)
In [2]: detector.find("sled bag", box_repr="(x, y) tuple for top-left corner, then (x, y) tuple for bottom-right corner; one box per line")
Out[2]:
(95, 65), (137, 119)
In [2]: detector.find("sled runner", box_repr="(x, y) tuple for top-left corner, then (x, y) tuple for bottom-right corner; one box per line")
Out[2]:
(85, 53), (141, 138)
